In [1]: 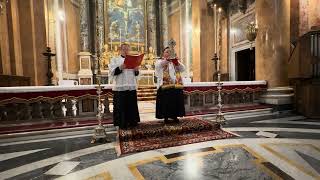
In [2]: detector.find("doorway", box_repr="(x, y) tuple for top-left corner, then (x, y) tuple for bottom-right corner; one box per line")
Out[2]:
(236, 48), (255, 81)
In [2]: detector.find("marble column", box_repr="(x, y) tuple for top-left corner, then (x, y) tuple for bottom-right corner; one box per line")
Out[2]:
(161, 0), (169, 48)
(255, 0), (290, 87)
(0, 1), (11, 75)
(79, 0), (89, 52)
(147, 0), (157, 55)
(88, 0), (97, 84)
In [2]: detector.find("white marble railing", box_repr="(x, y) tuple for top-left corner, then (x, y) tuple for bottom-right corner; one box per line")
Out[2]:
(0, 81), (267, 122)
(0, 85), (113, 122)
(183, 81), (267, 111)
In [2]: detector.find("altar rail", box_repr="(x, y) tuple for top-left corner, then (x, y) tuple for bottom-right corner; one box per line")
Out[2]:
(183, 81), (267, 111)
(0, 81), (267, 123)
(0, 85), (113, 122)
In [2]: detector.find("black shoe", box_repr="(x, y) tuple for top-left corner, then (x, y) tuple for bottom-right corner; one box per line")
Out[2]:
(173, 117), (179, 123)
(164, 118), (169, 124)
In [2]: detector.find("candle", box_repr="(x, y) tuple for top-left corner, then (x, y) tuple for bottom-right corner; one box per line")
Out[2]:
(110, 36), (113, 51)
(138, 33), (140, 51)
(119, 28), (122, 44)
(47, 0), (50, 47)
(214, 4), (217, 54)
(145, 29), (147, 50)
(218, 7), (221, 55)
(110, 27), (113, 51)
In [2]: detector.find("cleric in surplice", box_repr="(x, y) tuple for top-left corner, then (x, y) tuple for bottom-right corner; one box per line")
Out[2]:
(155, 47), (186, 123)
(109, 43), (140, 129)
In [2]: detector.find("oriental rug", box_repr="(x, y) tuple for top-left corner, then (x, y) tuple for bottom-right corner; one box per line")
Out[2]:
(118, 117), (235, 155)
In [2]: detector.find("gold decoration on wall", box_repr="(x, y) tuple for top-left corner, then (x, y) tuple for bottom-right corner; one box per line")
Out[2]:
(246, 22), (258, 42)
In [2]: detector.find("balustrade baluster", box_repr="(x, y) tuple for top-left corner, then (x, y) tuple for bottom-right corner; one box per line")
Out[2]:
(7, 103), (18, 121)
(0, 106), (8, 121)
(71, 99), (77, 117)
(103, 97), (110, 114)
(66, 99), (73, 117)
(31, 102), (43, 119)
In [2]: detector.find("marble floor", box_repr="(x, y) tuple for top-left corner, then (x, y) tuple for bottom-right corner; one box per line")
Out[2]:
(0, 102), (320, 180)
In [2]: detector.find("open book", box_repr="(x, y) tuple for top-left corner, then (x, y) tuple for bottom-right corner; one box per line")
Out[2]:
(168, 58), (179, 66)
(124, 54), (144, 69)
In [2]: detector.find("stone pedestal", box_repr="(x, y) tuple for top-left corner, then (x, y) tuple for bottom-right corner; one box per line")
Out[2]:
(78, 52), (92, 85)
(255, 0), (290, 87)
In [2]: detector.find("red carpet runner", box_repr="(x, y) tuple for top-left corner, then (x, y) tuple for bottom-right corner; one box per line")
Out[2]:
(118, 117), (235, 155)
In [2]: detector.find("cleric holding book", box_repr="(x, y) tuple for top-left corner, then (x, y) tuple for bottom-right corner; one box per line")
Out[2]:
(155, 47), (186, 123)
(109, 43), (140, 129)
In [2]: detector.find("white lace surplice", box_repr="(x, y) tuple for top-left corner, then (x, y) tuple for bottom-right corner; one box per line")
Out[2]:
(109, 56), (140, 91)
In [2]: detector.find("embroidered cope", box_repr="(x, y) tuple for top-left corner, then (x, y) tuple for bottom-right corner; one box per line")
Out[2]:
(155, 59), (185, 89)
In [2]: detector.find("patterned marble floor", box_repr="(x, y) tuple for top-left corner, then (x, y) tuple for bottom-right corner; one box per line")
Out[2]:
(0, 108), (320, 180)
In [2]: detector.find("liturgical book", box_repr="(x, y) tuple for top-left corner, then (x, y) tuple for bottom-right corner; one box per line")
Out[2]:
(169, 58), (179, 66)
(124, 54), (144, 69)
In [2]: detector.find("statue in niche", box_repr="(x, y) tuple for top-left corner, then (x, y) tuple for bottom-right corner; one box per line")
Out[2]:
(135, 21), (141, 38)
(101, 44), (113, 70)
(141, 46), (156, 70)
(112, 45), (119, 57)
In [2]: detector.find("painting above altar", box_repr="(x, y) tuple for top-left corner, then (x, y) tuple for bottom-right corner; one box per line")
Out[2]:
(108, 0), (145, 48)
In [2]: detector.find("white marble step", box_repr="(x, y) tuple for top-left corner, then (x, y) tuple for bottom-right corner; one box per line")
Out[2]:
(201, 108), (274, 121)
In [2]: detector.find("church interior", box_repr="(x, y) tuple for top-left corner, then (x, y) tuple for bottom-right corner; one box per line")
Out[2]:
(0, 0), (320, 179)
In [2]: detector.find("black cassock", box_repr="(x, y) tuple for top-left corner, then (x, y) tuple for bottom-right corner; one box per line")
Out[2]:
(112, 67), (140, 129)
(156, 87), (185, 119)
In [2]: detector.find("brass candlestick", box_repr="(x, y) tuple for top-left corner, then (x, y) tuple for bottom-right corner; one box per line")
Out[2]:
(212, 53), (226, 127)
(91, 4), (109, 143)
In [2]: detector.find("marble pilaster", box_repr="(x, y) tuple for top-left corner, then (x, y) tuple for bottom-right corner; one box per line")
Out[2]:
(161, 0), (169, 47)
(96, 0), (104, 53)
(255, 0), (290, 87)
(79, 0), (89, 52)
(0, 1), (11, 75)
(147, 0), (157, 55)
(7, 0), (23, 76)
(18, 0), (47, 85)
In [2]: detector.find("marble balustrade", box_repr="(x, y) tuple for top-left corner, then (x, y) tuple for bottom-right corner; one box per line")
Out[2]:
(183, 81), (267, 111)
(0, 85), (113, 122)
(0, 81), (267, 122)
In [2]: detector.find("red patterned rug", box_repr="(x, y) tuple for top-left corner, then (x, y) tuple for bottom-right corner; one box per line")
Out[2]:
(118, 117), (235, 155)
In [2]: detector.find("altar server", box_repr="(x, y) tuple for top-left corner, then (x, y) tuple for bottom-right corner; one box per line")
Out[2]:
(109, 43), (140, 129)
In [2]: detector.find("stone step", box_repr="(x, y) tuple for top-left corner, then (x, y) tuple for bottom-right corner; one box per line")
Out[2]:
(138, 96), (156, 101)
(138, 86), (157, 90)
(137, 89), (157, 93)
(137, 92), (157, 96)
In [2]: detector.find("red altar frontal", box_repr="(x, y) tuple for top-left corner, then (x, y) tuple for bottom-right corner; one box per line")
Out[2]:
(0, 81), (267, 134)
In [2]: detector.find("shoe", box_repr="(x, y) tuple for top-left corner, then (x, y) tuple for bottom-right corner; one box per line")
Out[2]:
(164, 118), (169, 124)
(173, 117), (179, 123)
